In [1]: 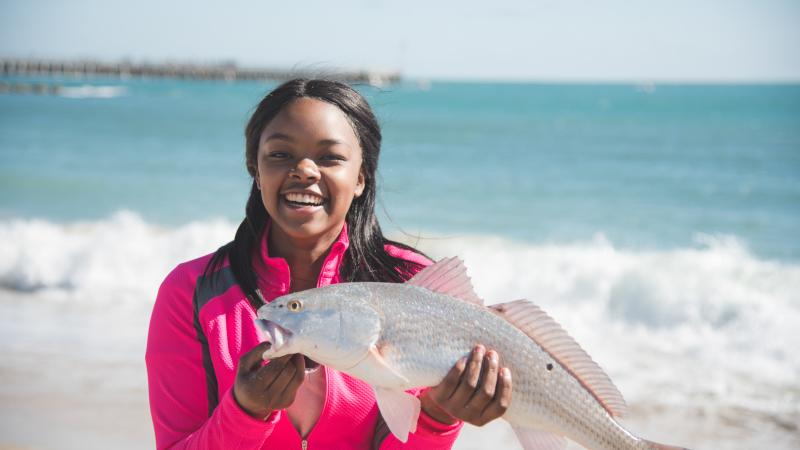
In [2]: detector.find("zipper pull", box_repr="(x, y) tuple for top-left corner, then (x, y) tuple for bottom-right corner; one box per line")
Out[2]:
(301, 439), (308, 450)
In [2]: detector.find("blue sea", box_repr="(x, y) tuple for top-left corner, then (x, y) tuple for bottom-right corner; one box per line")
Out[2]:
(1, 77), (798, 260)
(0, 75), (798, 449)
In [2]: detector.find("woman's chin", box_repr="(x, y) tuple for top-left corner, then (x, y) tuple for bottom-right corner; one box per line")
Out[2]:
(269, 212), (347, 244)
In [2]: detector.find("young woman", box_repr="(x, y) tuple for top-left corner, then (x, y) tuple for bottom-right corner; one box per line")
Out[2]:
(146, 79), (512, 449)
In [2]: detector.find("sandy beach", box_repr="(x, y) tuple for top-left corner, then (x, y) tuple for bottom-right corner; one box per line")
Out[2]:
(1, 284), (797, 450)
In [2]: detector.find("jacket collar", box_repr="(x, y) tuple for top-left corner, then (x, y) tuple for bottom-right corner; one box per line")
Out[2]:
(254, 220), (350, 296)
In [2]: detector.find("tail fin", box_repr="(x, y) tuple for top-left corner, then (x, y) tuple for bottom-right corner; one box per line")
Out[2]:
(645, 439), (691, 450)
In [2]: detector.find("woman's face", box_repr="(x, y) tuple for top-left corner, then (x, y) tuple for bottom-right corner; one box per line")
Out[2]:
(256, 98), (365, 242)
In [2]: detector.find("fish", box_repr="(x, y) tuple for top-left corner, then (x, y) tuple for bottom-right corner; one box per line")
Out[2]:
(255, 257), (686, 450)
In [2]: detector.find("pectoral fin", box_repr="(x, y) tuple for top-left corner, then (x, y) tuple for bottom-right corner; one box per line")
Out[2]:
(344, 346), (419, 442)
(373, 386), (420, 443)
(346, 345), (410, 388)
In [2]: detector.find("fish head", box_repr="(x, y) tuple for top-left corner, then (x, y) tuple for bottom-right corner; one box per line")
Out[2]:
(255, 283), (381, 370)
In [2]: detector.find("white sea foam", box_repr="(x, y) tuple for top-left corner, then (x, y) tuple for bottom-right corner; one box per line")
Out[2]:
(0, 211), (235, 302)
(1, 213), (798, 448)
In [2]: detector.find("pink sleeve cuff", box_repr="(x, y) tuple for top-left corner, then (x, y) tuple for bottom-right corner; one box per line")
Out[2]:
(415, 407), (463, 437)
(219, 387), (282, 436)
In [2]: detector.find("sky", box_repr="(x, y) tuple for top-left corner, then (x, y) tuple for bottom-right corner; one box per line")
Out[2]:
(1, 0), (799, 82)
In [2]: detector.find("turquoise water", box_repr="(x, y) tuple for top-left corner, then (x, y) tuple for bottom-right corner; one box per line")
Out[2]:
(1, 76), (799, 260)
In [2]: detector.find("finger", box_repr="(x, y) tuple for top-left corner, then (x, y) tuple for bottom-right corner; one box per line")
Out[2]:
(279, 355), (308, 398)
(449, 345), (485, 406)
(467, 349), (500, 411)
(431, 355), (468, 403)
(272, 355), (306, 406)
(254, 355), (292, 379)
(238, 341), (273, 374)
(267, 354), (304, 393)
(290, 353), (306, 379)
(482, 367), (512, 420)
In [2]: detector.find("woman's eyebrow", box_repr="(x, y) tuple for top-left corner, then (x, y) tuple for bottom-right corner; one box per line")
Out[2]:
(263, 132), (294, 143)
(263, 133), (348, 148)
(318, 138), (348, 147)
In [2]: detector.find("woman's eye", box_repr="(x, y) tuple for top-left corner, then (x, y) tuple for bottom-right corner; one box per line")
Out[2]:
(320, 154), (346, 162)
(268, 151), (290, 158)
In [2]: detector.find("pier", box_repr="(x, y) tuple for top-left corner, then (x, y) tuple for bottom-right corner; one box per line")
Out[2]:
(0, 58), (401, 86)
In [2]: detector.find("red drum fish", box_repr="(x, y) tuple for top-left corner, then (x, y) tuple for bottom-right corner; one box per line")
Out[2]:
(257, 257), (686, 450)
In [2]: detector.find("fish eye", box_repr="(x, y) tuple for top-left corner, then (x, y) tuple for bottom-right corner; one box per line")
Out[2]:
(287, 299), (303, 312)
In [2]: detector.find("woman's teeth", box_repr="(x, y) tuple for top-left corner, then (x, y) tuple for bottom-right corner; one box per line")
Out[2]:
(284, 193), (324, 206)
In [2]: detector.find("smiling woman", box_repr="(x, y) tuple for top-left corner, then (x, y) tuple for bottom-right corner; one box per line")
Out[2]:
(144, 79), (512, 450)
(256, 98), (366, 268)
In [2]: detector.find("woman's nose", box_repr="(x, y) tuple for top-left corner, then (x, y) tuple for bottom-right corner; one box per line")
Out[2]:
(290, 158), (320, 181)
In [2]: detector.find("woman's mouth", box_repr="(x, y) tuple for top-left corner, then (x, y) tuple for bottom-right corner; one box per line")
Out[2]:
(282, 193), (326, 209)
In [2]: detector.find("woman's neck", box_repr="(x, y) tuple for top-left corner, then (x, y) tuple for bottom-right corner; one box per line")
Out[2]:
(268, 224), (344, 292)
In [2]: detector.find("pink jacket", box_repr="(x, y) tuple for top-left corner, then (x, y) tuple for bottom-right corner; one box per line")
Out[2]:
(146, 224), (463, 449)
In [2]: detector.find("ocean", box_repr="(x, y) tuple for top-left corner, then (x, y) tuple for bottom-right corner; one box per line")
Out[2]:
(1, 75), (798, 449)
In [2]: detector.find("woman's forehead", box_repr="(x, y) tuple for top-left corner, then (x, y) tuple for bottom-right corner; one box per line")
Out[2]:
(260, 98), (359, 147)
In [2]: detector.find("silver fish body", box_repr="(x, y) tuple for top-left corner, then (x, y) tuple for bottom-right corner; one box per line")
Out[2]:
(257, 258), (683, 450)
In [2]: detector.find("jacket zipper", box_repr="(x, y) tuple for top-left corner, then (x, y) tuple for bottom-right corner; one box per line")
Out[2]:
(301, 439), (308, 450)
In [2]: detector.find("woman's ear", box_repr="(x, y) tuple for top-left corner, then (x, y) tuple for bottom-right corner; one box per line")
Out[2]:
(354, 171), (365, 198)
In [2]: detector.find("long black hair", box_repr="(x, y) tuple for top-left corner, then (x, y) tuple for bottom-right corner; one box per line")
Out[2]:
(205, 79), (426, 309)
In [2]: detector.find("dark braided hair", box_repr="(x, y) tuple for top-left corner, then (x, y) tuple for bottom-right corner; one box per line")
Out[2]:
(205, 79), (426, 308)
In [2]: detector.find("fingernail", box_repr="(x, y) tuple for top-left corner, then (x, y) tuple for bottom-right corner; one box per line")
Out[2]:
(488, 351), (498, 364)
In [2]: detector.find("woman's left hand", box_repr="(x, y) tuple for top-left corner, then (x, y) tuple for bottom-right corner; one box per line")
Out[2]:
(420, 344), (512, 426)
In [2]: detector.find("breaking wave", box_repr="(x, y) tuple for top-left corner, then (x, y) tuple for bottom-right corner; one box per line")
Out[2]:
(0, 211), (234, 300)
(1, 212), (798, 428)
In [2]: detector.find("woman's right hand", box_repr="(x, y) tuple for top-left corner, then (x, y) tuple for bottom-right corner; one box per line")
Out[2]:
(233, 341), (306, 419)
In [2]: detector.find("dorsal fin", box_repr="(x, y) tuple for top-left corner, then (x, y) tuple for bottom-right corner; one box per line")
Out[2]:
(490, 300), (627, 417)
(406, 257), (483, 306)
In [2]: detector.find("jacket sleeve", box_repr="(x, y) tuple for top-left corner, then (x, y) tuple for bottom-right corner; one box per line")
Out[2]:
(145, 264), (279, 449)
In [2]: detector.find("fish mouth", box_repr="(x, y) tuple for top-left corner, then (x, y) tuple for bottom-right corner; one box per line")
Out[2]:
(254, 319), (320, 373)
(255, 319), (293, 351)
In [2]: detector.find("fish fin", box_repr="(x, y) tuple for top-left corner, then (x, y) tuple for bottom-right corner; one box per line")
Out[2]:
(346, 345), (411, 387)
(643, 440), (691, 450)
(511, 425), (567, 450)
(372, 386), (420, 443)
(406, 256), (483, 306)
(491, 300), (627, 417)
